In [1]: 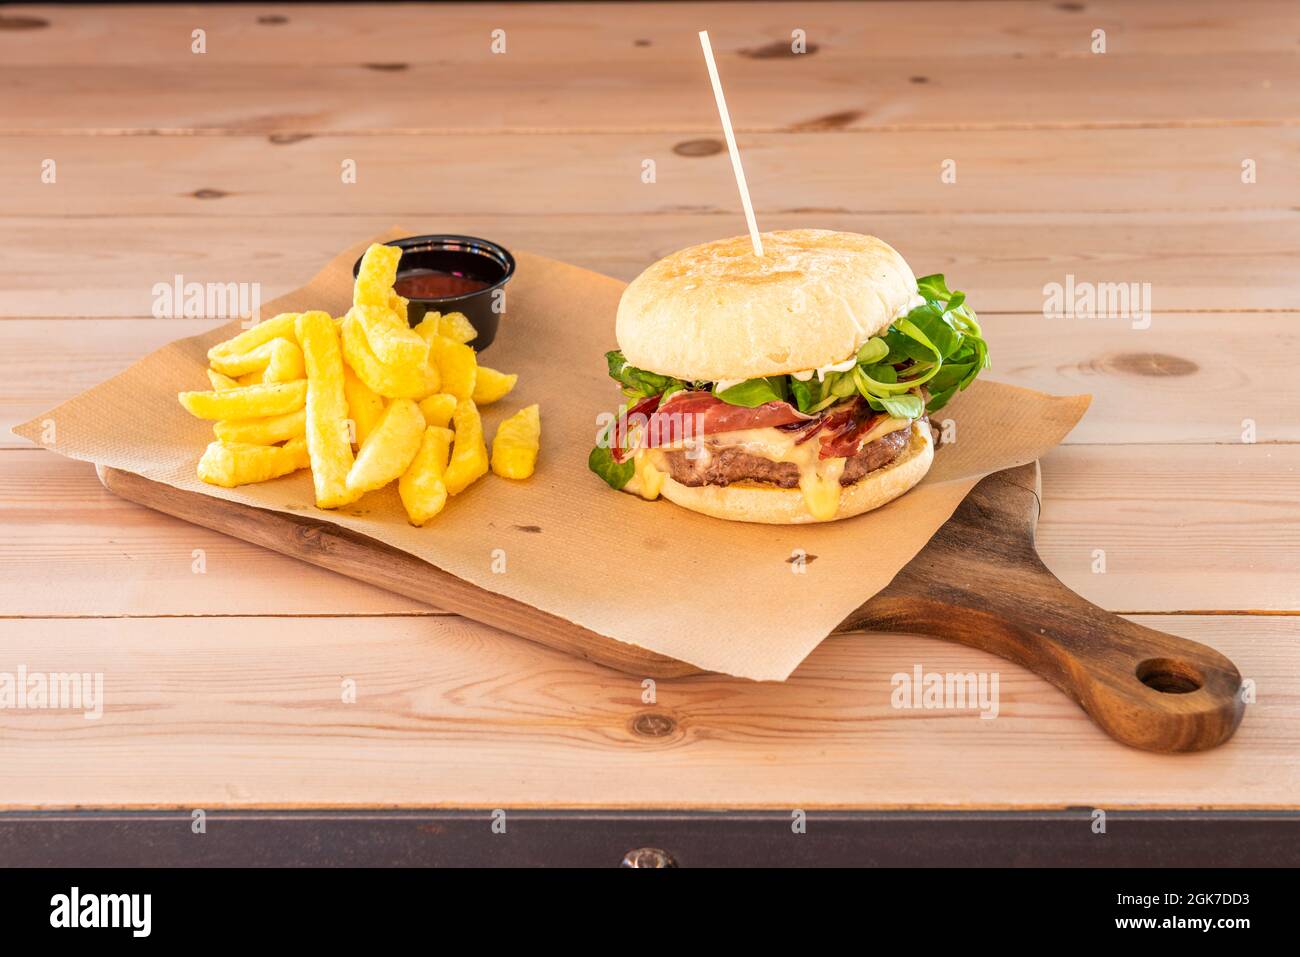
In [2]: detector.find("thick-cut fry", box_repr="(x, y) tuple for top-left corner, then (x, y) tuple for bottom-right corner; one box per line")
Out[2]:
(295, 310), (357, 509)
(346, 399), (424, 495)
(178, 380), (307, 420)
(236, 370), (263, 386)
(213, 408), (306, 446)
(388, 292), (409, 325)
(353, 242), (402, 308)
(411, 314), (439, 343)
(343, 366), (385, 446)
(429, 335), (478, 400)
(351, 304), (428, 369)
(398, 426), (454, 526)
(210, 337), (305, 382)
(207, 369), (240, 391)
(438, 311), (478, 345)
(417, 392), (457, 428)
(412, 311), (477, 346)
(262, 339), (306, 382)
(443, 399), (489, 495)
(197, 437), (310, 488)
(207, 313), (298, 363)
(491, 404), (541, 479)
(472, 366), (517, 406)
(341, 310), (439, 399)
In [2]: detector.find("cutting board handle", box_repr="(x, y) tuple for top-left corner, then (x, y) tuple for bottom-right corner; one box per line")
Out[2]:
(844, 463), (1245, 752)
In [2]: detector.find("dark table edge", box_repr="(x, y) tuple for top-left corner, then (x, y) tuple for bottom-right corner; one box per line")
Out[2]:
(2, 809), (1297, 867)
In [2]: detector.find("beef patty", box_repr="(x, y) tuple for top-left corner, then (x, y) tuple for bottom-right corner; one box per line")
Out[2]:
(664, 421), (920, 489)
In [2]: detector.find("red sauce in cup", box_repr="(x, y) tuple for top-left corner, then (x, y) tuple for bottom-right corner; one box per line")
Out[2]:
(393, 269), (490, 300)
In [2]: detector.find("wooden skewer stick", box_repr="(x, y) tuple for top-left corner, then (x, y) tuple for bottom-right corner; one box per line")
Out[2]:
(698, 30), (763, 257)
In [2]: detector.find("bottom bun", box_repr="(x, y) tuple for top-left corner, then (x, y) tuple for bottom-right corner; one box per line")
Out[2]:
(658, 421), (934, 525)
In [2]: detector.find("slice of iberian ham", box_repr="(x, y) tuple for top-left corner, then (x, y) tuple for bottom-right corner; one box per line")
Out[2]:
(642, 391), (812, 449)
(790, 397), (887, 460)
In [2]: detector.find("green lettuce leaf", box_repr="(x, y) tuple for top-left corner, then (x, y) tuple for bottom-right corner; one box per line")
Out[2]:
(588, 444), (634, 490)
(605, 350), (684, 400)
(713, 377), (786, 408)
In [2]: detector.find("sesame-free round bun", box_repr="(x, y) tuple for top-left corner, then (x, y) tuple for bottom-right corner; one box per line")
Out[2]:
(616, 229), (918, 382)
(657, 422), (934, 525)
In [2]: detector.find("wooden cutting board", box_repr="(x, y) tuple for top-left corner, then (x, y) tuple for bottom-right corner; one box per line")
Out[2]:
(97, 461), (1245, 754)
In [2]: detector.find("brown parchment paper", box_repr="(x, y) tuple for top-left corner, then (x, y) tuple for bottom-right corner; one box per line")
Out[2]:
(14, 230), (1090, 681)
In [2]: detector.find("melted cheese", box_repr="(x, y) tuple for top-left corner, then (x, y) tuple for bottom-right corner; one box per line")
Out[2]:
(800, 457), (845, 521)
(632, 450), (666, 500)
(857, 415), (912, 446)
(630, 417), (915, 520)
(705, 418), (912, 521)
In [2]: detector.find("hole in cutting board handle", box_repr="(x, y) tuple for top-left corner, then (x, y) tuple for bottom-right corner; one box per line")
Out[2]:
(1136, 657), (1204, 694)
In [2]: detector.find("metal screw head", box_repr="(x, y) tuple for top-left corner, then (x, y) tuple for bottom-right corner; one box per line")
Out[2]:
(621, 847), (677, 868)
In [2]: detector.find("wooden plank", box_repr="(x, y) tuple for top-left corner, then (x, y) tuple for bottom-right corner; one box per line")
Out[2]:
(976, 312), (1300, 445)
(1038, 445), (1300, 612)
(7, 52), (1296, 134)
(0, 612), (1292, 809)
(6, 313), (1297, 448)
(3, 444), (1297, 617)
(6, 127), (1295, 216)
(1, 211), (1294, 317)
(7, 2), (1296, 66)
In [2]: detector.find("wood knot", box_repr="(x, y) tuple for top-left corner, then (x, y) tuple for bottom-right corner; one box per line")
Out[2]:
(0, 14), (49, 30)
(257, 14), (289, 25)
(673, 138), (724, 157)
(740, 40), (819, 59)
(791, 110), (864, 131)
(1107, 352), (1198, 378)
(294, 524), (327, 550)
(631, 712), (677, 738)
(364, 63), (409, 72)
(268, 133), (312, 146)
(512, 524), (542, 534)
(191, 188), (227, 200)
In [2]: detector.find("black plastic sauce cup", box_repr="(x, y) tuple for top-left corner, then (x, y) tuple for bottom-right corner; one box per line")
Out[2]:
(352, 234), (515, 351)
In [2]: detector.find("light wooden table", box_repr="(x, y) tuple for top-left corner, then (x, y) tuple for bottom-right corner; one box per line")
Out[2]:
(2, 2), (1298, 866)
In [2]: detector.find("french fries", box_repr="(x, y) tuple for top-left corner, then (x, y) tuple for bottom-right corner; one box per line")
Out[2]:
(343, 366), (385, 446)
(417, 392), (457, 428)
(179, 239), (535, 523)
(351, 303), (428, 369)
(444, 399), (490, 495)
(207, 312), (298, 364)
(213, 408), (306, 446)
(346, 399), (424, 495)
(429, 335), (477, 401)
(296, 310), (358, 509)
(208, 369), (240, 391)
(342, 309), (440, 399)
(197, 437), (310, 488)
(354, 243), (402, 309)
(413, 310), (477, 346)
(399, 426), (453, 525)
(472, 366), (517, 406)
(178, 380), (307, 420)
(209, 336), (305, 382)
(491, 404), (541, 480)
(388, 292), (409, 325)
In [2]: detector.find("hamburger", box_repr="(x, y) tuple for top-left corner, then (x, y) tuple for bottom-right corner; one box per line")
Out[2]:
(588, 229), (990, 524)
